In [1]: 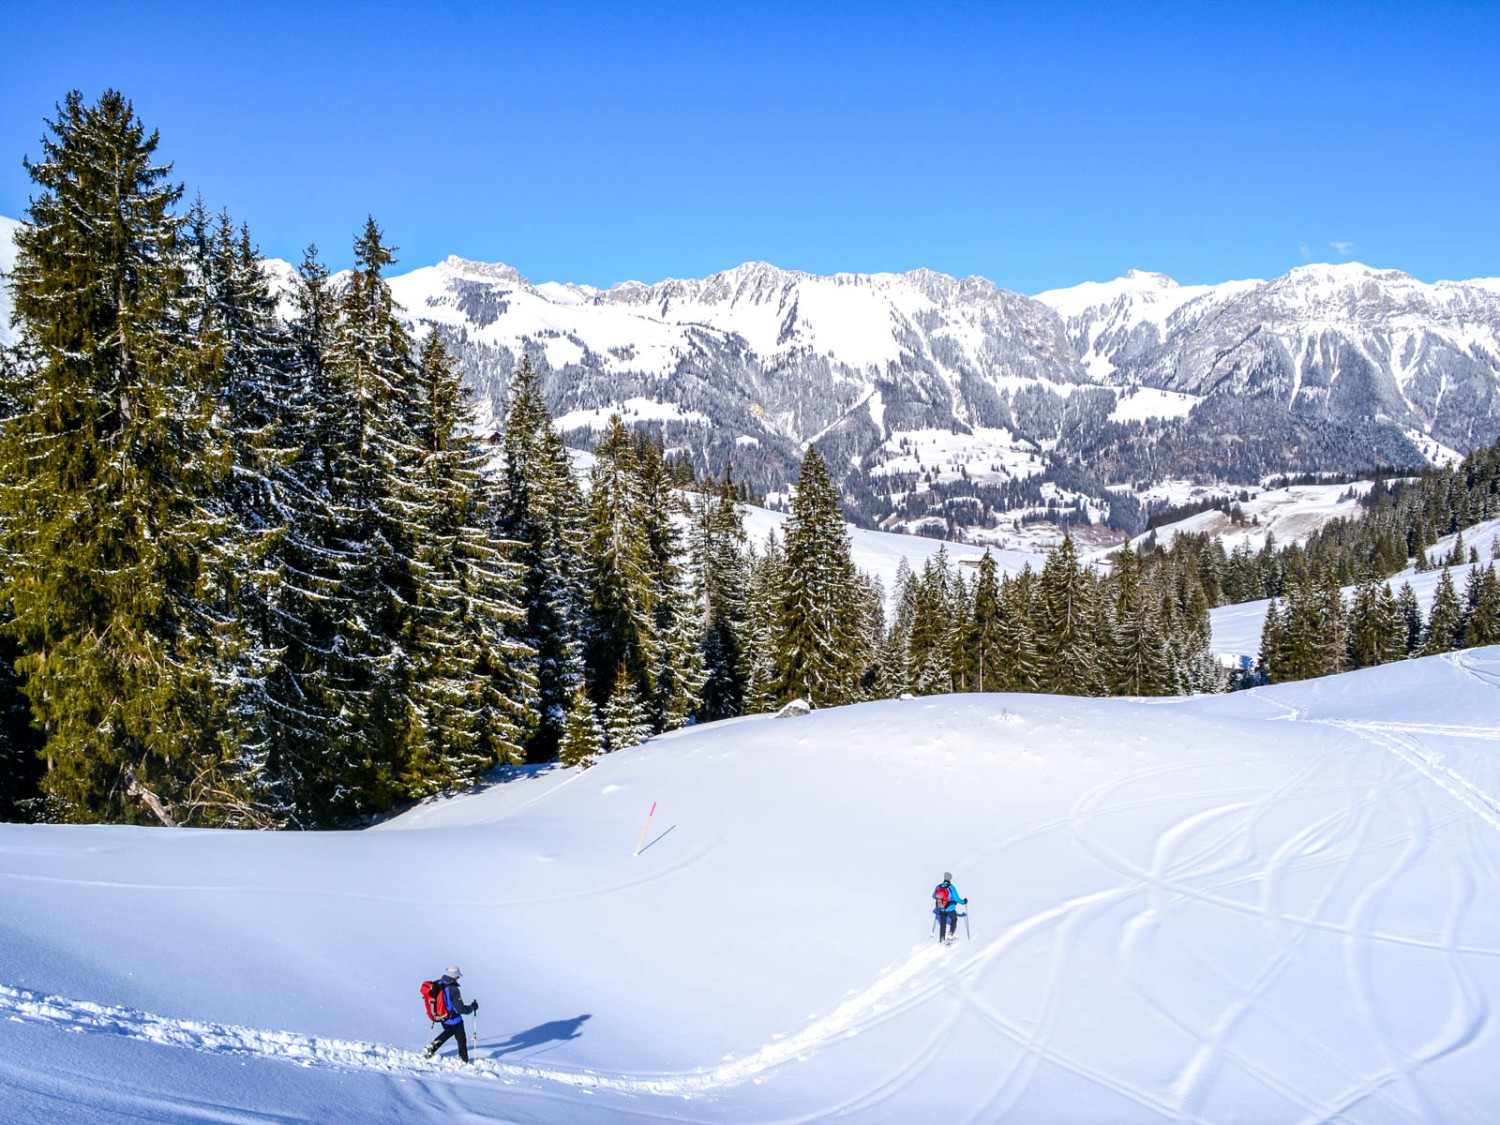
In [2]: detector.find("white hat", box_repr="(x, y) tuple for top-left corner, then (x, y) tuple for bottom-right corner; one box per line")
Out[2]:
(445, 965), (462, 978)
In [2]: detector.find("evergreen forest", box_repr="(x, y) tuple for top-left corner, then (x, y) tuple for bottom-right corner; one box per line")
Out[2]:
(3, 91), (1500, 827)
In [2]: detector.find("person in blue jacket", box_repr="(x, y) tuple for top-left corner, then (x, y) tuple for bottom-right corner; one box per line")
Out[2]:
(424, 965), (479, 1062)
(933, 872), (967, 943)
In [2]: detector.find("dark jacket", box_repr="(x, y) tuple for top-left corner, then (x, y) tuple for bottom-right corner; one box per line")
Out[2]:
(438, 976), (476, 1026)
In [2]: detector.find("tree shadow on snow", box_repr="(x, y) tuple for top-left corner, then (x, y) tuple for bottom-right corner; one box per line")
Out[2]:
(482, 1014), (591, 1059)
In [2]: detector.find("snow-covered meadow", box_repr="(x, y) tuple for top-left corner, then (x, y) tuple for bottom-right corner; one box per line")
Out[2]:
(5, 648), (1500, 1122)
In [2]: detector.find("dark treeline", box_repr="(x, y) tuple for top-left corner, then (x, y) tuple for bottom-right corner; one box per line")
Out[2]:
(1128, 441), (1500, 686)
(1259, 564), (1500, 684)
(0, 92), (1237, 828)
(1135, 441), (1500, 616)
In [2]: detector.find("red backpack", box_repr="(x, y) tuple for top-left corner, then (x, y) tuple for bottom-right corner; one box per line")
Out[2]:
(934, 883), (951, 909)
(421, 980), (449, 1023)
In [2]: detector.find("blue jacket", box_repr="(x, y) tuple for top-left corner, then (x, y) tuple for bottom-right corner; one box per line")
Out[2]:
(933, 881), (965, 914)
(438, 976), (475, 1026)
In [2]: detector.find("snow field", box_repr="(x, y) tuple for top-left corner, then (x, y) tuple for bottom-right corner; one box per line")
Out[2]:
(6, 651), (1500, 1121)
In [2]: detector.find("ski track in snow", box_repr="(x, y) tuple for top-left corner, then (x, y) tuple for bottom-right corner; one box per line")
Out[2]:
(0, 943), (965, 1105)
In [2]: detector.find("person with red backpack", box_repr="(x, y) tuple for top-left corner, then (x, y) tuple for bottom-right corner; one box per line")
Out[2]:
(422, 966), (479, 1062)
(933, 873), (967, 943)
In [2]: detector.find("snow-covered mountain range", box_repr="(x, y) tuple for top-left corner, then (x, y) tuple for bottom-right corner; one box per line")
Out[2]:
(376, 250), (1500, 539)
(1038, 264), (1500, 454)
(4, 213), (1498, 540)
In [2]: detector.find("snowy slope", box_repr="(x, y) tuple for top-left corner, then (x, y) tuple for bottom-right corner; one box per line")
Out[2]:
(6, 653), (1500, 1122)
(1137, 480), (1382, 555)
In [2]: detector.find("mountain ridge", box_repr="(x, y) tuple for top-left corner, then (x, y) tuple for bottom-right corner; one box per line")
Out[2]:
(4, 213), (1497, 540)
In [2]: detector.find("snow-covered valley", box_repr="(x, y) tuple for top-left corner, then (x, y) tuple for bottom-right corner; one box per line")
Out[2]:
(5, 650), (1500, 1122)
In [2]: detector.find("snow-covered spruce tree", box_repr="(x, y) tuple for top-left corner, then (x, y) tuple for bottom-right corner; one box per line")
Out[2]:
(772, 448), (867, 707)
(1346, 577), (1403, 670)
(1396, 581), (1424, 655)
(266, 245), (370, 824)
(401, 328), (537, 794)
(584, 416), (659, 714)
(313, 218), (425, 817)
(635, 437), (705, 730)
(1460, 564), (1500, 648)
(997, 566), (1042, 692)
(1036, 537), (1105, 696)
(603, 668), (652, 752)
(740, 532), (784, 712)
(0, 91), (251, 824)
(966, 551), (1006, 692)
(1109, 548), (1172, 696)
(181, 205), (304, 825)
(557, 682), (604, 767)
(496, 353), (587, 761)
(691, 472), (750, 722)
(907, 549), (955, 696)
(1313, 569), (1349, 678)
(1422, 569), (1463, 656)
(1269, 574), (1322, 682)
(1258, 598), (1285, 682)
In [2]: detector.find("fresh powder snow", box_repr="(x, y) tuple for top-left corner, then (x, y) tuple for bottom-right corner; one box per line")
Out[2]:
(5, 650), (1500, 1121)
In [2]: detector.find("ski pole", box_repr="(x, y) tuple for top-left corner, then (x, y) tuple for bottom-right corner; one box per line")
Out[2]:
(633, 800), (657, 857)
(964, 906), (971, 941)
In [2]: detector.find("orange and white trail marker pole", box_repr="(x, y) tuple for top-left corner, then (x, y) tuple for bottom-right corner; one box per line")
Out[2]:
(633, 800), (657, 857)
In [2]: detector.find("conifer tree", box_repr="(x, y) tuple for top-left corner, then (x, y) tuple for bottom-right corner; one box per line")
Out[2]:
(583, 417), (658, 712)
(268, 245), (372, 823)
(496, 354), (587, 760)
(1037, 538), (1104, 696)
(907, 550), (955, 695)
(741, 533), (785, 711)
(947, 569), (976, 692)
(635, 437), (705, 729)
(1461, 564), (1500, 648)
(997, 567), (1043, 692)
(0, 631), (44, 822)
(401, 328), (537, 793)
(967, 551), (1006, 692)
(603, 670), (652, 751)
(1271, 576), (1324, 682)
(1422, 569), (1463, 655)
(1396, 581), (1424, 655)
(1259, 598), (1285, 681)
(557, 682), (605, 768)
(182, 205), (302, 824)
(1314, 569), (1349, 678)
(311, 217), (424, 816)
(1111, 550), (1172, 695)
(772, 449), (867, 706)
(1347, 578), (1398, 670)
(693, 474), (751, 721)
(0, 90), (245, 824)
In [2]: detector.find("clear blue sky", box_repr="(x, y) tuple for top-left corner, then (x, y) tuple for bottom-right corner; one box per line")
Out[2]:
(3, 1), (1497, 292)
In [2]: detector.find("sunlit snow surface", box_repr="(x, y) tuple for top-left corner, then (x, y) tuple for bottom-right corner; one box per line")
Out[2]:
(5, 647), (1500, 1122)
